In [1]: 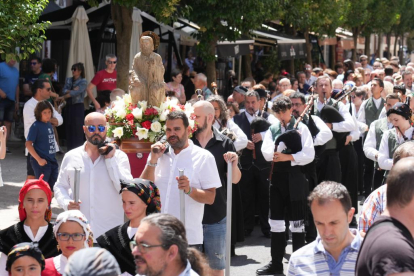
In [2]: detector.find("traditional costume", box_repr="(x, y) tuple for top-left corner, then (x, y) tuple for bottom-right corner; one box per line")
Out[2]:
(0, 176), (58, 276)
(259, 115), (314, 274)
(6, 242), (45, 273)
(233, 108), (276, 236)
(42, 210), (93, 276)
(97, 179), (161, 276)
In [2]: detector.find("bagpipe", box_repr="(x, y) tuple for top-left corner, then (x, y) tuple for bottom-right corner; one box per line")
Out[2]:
(268, 95), (315, 181)
(319, 85), (356, 150)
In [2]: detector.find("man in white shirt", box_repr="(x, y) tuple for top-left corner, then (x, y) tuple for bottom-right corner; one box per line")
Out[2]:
(304, 64), (317, 86)
(363, 94), (400, 190)
(54, 112), (132, 240)
(23, 79), (63, 179)
(140, 110), (221, 248)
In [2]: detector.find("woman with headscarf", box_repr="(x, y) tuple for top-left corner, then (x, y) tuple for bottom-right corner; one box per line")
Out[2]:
(0, 176), (58, 276)
(97, 178), (161, 276)
(6, 242), (45, 276)
(378, 103), (413, 174)
(42, 210), (93, 276)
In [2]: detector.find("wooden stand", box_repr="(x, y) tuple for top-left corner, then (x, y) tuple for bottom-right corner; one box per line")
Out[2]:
(118, 138), (153, 178)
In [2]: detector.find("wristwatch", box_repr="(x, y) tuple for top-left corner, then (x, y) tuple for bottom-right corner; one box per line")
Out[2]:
(146, 161), (157, 167)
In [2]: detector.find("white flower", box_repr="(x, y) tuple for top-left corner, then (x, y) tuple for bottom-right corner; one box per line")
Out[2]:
(170, 98), (179, 106)
(184, 102), (193, 112)
(153, 106), (160, 113)
(113, 127), (124, 139)
(138, 101), (147, 111)
(150, 121), (162, 133)
(159, 110), (169, 121)
(116, 109), (126, 119)
(163, 125), (167, 131)
(136, 128), (149, 140)
(123, 94), (132, 105)
(189, 119), (195, 129)
(104, 107), (113, 117)
(132, 107), (142, 120)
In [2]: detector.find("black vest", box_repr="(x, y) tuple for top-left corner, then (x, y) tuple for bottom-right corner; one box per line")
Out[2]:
(233, 111), (270, 167)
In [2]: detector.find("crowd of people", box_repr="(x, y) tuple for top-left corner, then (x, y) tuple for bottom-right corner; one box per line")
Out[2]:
(0, 52), (414, 276)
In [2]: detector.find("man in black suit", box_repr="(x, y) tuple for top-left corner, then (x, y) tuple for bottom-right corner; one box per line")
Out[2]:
(233, 90), (276, 238)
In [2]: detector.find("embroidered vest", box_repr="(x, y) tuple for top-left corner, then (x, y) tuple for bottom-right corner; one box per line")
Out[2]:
(387, 129), (400, 159)
(374, 118), (389, 150)
(365, 97), (385, 127)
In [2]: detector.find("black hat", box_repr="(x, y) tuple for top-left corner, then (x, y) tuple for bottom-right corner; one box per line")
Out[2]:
(393, 84), (406, 95)
(387, 103), (411, 120)
(254, 89), (268, 99)
(233, 85), (248, 95)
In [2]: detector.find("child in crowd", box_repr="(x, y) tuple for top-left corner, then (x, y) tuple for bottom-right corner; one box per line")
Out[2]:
(25, 100), (59, 192)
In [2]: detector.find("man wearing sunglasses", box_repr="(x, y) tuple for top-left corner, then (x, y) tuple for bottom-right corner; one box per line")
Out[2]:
(54, 112), (132, 240)
(23, 79), (63, 179)
(22, 57), (42, 99)
(86, 54), (117, 110)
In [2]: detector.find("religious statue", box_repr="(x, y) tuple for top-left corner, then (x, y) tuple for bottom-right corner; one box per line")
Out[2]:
(129, 31), (165, 107)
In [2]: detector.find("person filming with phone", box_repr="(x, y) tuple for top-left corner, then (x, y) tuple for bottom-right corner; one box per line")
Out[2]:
(53, 112), (132, 242)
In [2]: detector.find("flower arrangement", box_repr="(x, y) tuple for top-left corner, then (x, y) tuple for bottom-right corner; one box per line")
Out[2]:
(105, 94), (196, 142)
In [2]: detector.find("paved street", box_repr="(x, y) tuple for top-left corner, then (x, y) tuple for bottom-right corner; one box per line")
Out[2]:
(0, 140), (364, 275)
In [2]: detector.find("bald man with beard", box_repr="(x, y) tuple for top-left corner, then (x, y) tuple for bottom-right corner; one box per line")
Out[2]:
(54, 112), (133, 240)
(191, 101), (241, 275)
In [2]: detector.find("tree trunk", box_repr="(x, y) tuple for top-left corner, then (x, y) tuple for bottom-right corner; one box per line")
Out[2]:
(352, 27), (359, 62)
(205, 39), (217, 90)
(400, 33), (404, 64)
(111, 3), (133, 92)
(304, 30), (312, 65)
(386, 33), (391, 59)
(377, 32), (382, 58)
(364, 34), (371, 57)
(242, 53), (252, 79)
(394, 34), (399, 56)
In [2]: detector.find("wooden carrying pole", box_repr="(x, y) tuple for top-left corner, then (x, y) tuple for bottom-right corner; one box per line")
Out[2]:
(179, 169), (185, 225)
(225, 161), (233, 276)
(74, 167), (81, 203)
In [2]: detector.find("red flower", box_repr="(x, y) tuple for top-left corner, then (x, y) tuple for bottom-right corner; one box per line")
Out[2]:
(144, 107), (158, 116)
(126, 113), (134, 121)
(141, 120), (152, 130)
(178, 104), (185, 111)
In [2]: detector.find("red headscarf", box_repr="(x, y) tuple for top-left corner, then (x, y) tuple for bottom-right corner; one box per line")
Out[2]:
(18, 175), (53, 222)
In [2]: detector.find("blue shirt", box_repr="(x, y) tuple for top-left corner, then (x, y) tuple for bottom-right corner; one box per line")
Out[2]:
(27, 121), (56, 161)
(287, 229), (362, 276)
(0, 62), (19, 101)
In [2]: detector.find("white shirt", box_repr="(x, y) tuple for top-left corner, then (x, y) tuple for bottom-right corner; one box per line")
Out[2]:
(305, 75), (317, 86)
(261, 121), (315, 166)
(363, 119), (393, 161)
(316, 98), (356, 133)
(151, 140), (221, 245)
(379, 106), (387, 119)
(127, 227), (138, 240)
(310, 115), (333, 146)
(0, 225), (48, 276)
(52, 254), (68, 275)
(213, 119), (248, 151)
(378, 127), (414, 170)
(23, 97), (63, 155)
(54, 144), (132, 240)
(372, 96), (383, 110)
(241, 110), (278, 140)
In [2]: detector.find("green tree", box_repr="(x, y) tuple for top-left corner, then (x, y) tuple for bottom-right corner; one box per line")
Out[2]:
(0, 0), (50, 61)
(183, 0), (279, 86)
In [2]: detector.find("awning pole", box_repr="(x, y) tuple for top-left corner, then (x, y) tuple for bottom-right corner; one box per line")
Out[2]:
(238, 56), (242, 84)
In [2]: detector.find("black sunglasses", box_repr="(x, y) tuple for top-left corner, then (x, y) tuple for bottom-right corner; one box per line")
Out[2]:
(108, 61), (117, 64)
(86, 125), (106, 133)
(31, 62), (38, 65)
(71, 68), (78, 71)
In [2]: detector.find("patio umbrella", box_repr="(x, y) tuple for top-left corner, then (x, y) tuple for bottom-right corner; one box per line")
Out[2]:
(129, 8), (143, 69)
(66, 6), (95, 108)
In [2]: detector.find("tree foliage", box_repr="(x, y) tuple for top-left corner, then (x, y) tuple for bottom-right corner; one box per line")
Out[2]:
(0, 0), (50, 62)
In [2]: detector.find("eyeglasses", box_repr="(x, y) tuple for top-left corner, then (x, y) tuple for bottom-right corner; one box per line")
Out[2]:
(31, 62), (38, 66)
(44, 87), (51, 91)
(129, 240), (166, 253)
(107, 61), (117, 64)
(71, 68), (78, 71)
(57, 233), (85, 241)
(86, 125), (106, 133)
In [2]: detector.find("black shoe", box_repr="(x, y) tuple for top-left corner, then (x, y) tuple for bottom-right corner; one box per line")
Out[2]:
(256, 261), (283, 275)
(231, 244), (236, 257)
(244, 229), (253, 237)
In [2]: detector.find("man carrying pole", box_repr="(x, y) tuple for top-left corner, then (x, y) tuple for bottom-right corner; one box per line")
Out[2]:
(191, 101), (241, 276)
(140, 110), (222, 251)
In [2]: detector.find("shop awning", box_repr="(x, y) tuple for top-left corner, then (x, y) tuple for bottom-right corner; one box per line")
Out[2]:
(216, 39), (254, 57)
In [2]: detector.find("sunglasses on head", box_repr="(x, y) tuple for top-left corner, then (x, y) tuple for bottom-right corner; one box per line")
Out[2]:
(108, 61), (117, 64)
(86, 125), (106, 133)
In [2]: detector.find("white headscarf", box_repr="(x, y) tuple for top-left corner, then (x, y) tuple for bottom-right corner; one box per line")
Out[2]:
(53, 210), (93, 248)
